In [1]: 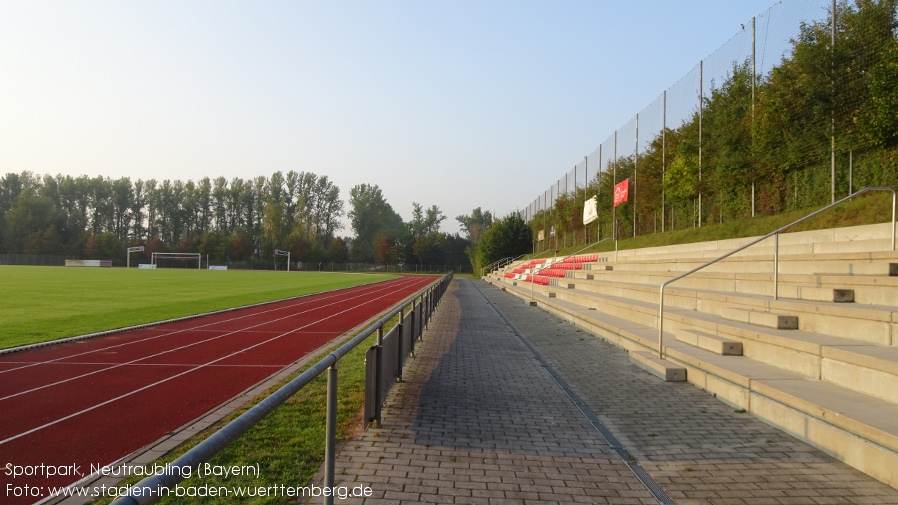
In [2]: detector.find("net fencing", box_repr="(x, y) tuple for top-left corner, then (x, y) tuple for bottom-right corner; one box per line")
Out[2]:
(526, 0), (897, 251)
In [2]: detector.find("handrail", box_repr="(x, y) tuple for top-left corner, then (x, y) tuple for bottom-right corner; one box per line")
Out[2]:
(111, 273), (453, 505)
(525, 237), (618, 303)
(481, 254), (527, 277)
(657, 186), (896, 358)
(530, 237), (616, 276)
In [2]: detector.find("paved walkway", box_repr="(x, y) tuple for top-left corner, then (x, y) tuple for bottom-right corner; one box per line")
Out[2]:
(328, 279), (898, 504)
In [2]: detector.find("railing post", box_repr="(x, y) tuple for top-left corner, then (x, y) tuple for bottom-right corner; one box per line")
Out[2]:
(774, 233), (780, 300)
(658, 286), (666, 359)
(397, 309), (404, 380)
(374, 325), (384, 426)
(324, 361), (338, 505)
(891, 188), (898, 251)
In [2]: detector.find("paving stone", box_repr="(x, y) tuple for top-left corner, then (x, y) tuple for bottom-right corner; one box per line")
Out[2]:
(314, 279), (898, 505)
(324, 280), (655, 504)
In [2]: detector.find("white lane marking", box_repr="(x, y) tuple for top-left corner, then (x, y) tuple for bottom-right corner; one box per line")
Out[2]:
(0, 279), (404, 376)
(0, 277), (425, 402)
(0, 277), (430, 445)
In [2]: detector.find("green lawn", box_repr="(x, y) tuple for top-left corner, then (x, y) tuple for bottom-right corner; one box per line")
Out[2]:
(0, 266), (396, 349)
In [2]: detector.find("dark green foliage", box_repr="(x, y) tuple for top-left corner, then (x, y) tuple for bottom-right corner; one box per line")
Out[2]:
(471, 212), (532, 272)
(560, 0), (898, 236)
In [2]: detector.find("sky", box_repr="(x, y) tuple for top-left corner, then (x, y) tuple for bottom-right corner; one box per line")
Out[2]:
(0, 0), (789, 235)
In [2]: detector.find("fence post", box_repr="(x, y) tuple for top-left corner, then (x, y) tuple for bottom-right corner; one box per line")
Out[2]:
(324, 362), (338, 505)
(397, 309), (404, 381)
(374, 325), (384, 426)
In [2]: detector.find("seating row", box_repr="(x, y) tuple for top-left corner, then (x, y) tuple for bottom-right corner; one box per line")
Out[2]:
(485, 221), (898, 489)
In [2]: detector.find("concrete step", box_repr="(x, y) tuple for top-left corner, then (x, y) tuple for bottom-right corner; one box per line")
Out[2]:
(544, 272), (897, 345)
(780, 287), (854, 303)
(661, 340), (898, 490)
(504, 277), (898, 408)
(571, 264), (898, 305)
(722, 308), (799, 330)
(495, 280), (898, 489)
(677, 329), (743, 355)
(629, 351), (686, 382)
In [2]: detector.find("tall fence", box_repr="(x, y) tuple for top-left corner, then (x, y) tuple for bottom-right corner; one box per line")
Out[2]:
(525, 0), (898, 251)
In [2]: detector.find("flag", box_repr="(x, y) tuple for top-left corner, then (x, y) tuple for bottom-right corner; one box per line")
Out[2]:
(538, 229), (545, 241)
(583, 196), (598, 225)
(550, 225), (555, 238)
(613, 178), (629, 207)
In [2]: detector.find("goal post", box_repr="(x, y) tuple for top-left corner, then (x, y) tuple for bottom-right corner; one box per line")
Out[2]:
(274, 249), (291, 271)
(151, 252), (202, 270)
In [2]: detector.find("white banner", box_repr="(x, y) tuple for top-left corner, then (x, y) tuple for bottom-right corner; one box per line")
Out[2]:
(583, 196), (598, 225)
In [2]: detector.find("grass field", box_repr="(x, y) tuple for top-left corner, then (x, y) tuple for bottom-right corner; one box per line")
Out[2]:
(0, 266), (396, 349)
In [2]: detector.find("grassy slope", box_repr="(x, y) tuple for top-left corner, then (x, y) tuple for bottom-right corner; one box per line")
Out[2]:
(550, 190), (895, 257)
(0, 268), (395, 349)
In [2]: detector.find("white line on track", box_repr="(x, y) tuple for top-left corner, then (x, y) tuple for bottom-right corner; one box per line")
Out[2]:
(0, 276), (433, 445)
(0, 278), (412, 376)
(0, 277), (426, 402)
(1, 362), (287, 368)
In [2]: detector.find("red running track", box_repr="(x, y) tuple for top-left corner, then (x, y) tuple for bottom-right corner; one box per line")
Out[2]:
(0, 275), (436, 504)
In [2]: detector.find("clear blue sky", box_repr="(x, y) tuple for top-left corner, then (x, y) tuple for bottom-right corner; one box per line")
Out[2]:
(1, 0), (784, 235)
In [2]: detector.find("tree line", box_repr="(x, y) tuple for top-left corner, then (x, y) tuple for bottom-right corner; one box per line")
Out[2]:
(0, 170), (473, 270)
(534, 0), (898, 242)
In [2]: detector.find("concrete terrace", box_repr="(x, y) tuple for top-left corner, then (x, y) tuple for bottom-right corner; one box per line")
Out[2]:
(326, 276), (898, 504)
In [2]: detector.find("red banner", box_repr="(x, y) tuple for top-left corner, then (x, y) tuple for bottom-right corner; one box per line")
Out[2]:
(613, 178), (629, 207)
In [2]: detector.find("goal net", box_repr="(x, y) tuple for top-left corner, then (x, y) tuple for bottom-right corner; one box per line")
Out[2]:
(151, 252), (202, 269)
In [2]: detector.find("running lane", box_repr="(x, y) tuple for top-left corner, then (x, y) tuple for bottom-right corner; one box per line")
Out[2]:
(0, 275), (436, 504)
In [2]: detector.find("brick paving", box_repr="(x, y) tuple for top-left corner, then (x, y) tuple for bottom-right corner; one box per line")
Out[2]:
(326, 279), (898, 505)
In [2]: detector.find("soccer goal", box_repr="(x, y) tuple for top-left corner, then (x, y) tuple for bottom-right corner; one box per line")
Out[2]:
(151, 252), (202, 269)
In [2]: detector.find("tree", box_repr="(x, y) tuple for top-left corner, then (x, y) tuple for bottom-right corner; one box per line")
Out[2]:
(456, 207), (494, 247)
(111, 177), (134, 241)
(329, 236), (349, 263)
(348, 184), (403, 262)
(84, 232), (123, 260)
(4, 189), (65, 253)
(472, 212), (531, 273)
(260, 197), (290, 258)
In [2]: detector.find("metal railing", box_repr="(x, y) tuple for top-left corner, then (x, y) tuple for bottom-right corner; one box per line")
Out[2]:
(657, 186), (896, 358)
(480, 254), (527, 277)
(110, 273), (452, 505)
(528, 237), (615, 278)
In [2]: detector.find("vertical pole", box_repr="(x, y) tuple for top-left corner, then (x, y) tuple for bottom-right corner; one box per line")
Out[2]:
(774, 233), (780, 301)
(662, 90), (666, 233)
(374, 325), (383, 425)
(597, 146), (602, 240)
(699, 60), (703, 227)
(752, 16), (757, 218)
(324, 362), (338, 505)
(634, 113), (638, 238)
(583, 156), (587, 243)
(613, 131), (617, 240)
(849, 150), (853, 194)
(658, 287), (665, 359)
(831, 0), (837, 204)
